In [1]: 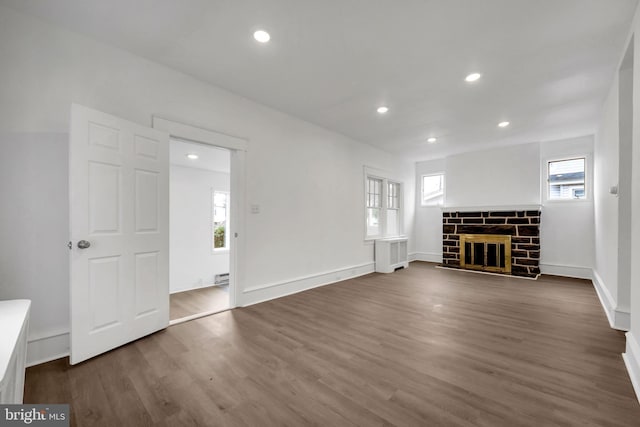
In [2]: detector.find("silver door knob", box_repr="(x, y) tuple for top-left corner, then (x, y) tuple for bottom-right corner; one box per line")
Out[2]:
(77, 240), (91, 249)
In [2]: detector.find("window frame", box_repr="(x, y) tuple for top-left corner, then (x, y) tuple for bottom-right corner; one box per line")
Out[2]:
(212, 190), (230, 253)
(386, 180), (402, 237)
(543, 155), (591, 203)
(421, 172), (445, 207)
(364, 167), (404, 241)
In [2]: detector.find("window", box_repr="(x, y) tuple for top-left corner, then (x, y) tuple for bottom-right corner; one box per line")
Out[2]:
(365, 171), (403, 239)
(387, 182), (400, 236)
(366, 177), (382, 237)
(422, 173), (444, 206)
(213, 191), (229, 250)
(547, 158), (586, 200)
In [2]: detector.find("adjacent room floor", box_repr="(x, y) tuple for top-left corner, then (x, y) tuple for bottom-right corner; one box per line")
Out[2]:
(25, 262), (640, 426)
(169, 285), (229, 321)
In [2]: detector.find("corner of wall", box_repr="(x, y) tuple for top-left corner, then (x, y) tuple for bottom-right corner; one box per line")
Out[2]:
(623, 331), (640, 405)
(26, 331), (69, 367)
(592, 269), (630, 331)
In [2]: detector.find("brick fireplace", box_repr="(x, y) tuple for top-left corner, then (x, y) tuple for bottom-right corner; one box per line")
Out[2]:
(442, 209), (541, 278)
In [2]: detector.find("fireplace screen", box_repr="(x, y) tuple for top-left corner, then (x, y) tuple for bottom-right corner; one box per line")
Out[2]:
(460, 234), (511, 274)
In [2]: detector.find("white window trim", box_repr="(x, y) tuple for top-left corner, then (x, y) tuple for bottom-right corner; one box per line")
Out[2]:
(542, 154), (592, 204)
(421, 172), (445, 207)
(364, 166), (404, 241)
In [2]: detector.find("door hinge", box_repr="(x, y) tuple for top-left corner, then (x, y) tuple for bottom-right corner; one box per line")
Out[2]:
(68, 241), (72, 250)
(234, 232), (238, 238)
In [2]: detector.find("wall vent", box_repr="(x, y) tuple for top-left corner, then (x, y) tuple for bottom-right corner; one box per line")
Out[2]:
(215, 273), (229, 286)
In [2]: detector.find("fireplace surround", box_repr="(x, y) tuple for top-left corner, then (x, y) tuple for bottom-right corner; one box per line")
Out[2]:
(442, 209), (541, 278)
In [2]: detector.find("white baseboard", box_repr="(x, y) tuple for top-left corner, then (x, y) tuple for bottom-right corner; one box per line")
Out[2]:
(592, 269), (630, 331)
(409, 252), (442, 263)
(623, 332), (640, 405)
(241, 262), (375, 307)
(170, 282), (224, 295)
(539, 263), (592, 280)
(26, 331), (69, 367)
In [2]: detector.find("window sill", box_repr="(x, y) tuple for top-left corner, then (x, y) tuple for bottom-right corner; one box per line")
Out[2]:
(212, 249), (230, 255)
(365, 235), (407, 243)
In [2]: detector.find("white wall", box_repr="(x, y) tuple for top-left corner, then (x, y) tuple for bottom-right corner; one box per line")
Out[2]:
(445, 142), (541, 208)
(629, 20), (640, 403)
(0, 6), (415, 365)
(413, 159), (445, 262)
(593, 41), (636, 332)
(0, 133), (70, 360)
(539, 136), (594, 279)
(594, 4), (640, 403)
(170, 165), (230, 293)
(594, 81), (621, 321)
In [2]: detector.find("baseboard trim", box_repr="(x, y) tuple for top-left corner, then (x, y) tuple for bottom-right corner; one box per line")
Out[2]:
(539, 263), (592, 280)
(623, 332), (640, 405)
(170, 282), (225, 295)
(409, 252), (442, 263)
(241, 262), (375, 307)
(169, 308), (230, 326)
(592, 269), (630, 331)
(27, 330), (69, 367)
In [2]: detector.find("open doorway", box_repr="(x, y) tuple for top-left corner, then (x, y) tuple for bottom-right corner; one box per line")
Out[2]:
(169, 139), (231, 322)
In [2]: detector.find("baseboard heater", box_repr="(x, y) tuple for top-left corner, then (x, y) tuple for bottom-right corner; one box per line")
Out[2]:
(215, 273), (229, 286)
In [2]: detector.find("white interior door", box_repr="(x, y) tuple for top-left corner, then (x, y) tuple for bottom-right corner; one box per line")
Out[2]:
(69, 104), (169, 364)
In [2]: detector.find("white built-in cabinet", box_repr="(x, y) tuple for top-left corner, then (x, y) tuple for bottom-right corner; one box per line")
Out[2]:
(375, 237), (409, 273)
(0, 299), (30, 404)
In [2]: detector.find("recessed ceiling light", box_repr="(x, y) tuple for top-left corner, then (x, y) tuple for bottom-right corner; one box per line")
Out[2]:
(377, 106), (389, 114)
(465, 73), (481, 82)
(253, 30), (271, 43)
(498, 121), (510, 128)
(427, 137), (437, 143)
(186, 153), (199, 160)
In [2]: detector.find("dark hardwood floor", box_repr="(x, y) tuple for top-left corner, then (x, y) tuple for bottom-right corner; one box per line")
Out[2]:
(170, 285), (229, 321)
(25, 262), (640, 426)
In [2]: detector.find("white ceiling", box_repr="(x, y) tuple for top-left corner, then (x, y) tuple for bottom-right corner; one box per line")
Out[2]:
(4, 0), (637, 160)
(170, 139), (230, 174)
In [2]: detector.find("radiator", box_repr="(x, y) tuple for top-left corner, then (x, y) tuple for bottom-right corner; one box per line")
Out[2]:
(375, 237), (409, 273)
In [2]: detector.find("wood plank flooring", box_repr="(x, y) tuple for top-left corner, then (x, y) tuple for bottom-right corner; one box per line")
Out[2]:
(25, 262), (640, 426)
(170, 285), (229, 321)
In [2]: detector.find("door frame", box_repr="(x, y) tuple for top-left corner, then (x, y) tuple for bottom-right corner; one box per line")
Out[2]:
(153, 117), (247, 309)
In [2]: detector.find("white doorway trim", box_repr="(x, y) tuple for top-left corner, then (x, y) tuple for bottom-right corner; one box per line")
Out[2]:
(153, 117), (247, 310)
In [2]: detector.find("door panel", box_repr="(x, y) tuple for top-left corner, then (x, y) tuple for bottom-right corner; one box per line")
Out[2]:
(134, 251), (159, 317)
(135, 170), (159, 232)
(88, 161), (121, 234)
(70, 104), (169, 364)
(88, 256), (121, 331)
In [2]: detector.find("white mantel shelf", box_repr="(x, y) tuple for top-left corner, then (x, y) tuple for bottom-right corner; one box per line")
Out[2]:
(441, 205), (542, 213)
